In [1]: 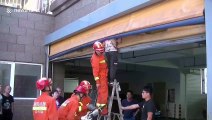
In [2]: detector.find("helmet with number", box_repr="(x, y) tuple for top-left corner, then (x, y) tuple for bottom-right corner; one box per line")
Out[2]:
(93, 41), (104, 53)
(36, 77), (52, 90)
(74, 85), (87, 94)
(80, 80), (91, 90)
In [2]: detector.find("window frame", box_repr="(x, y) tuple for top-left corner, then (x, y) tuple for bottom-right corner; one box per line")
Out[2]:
(201, 68), (207, 94)
(0, 61), (43, 100)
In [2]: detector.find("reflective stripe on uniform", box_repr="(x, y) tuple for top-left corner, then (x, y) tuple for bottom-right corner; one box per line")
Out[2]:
(33, 106), (47, 111)
(99, 60), (106, 63)
(61, 100), (70, 107)
(96, 103), (106, 107)
(79, 102), (83, 106)
(94, 77), (99, 81)
(96, 103), (100, 107)
(79, 106), (82, 112)
(78, 102), (83, 112)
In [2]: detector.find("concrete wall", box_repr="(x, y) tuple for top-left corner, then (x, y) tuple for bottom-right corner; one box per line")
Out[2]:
(54, 0), (115, 30)
(0, 6), (54, 120)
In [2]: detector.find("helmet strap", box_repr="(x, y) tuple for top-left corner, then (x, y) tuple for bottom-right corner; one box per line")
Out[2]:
(79, 93), (85, 100)
(42, 86), (51, 92)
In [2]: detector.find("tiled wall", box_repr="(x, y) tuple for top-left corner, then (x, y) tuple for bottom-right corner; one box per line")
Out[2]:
(54, 0), (115, 30)
(0, 6), (54, 64)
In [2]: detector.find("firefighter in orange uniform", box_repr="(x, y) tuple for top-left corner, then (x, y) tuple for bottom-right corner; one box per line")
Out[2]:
(32, 77), (58, 120)
(58, 85), (87, 120)
(91, 41), (108, 115)
(76, 80), (92, 119)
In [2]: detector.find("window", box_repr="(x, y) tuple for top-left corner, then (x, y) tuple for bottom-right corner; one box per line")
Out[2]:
(0, 62), (12, 86)
(64, 78), (78, 93)
(0, 61), (42, 99)
(0, 0), (53, 14)
(64, 78), (78, 100)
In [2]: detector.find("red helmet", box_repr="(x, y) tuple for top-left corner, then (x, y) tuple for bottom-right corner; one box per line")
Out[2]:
(93, 41), (104, 53)
(36, 77), (52, 90)
(80, 80), (91, 90)
(74, 85), (87, 94)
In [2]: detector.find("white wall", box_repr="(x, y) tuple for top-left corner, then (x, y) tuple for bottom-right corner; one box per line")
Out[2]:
(185, 71), (206, 120)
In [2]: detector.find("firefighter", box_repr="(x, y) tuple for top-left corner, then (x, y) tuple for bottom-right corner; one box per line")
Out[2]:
(58, 85), (87, 120)
(32, 77), (58, 120)
(76, 80), (92, 120)
(91, 41), (108, 115)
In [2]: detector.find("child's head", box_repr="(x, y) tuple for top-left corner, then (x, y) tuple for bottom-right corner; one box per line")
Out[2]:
(52, 89), (59, 99)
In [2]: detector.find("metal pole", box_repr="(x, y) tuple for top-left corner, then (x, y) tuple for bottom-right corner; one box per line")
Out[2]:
(205, 0), (212, 119)
(45, 45), (50, 77)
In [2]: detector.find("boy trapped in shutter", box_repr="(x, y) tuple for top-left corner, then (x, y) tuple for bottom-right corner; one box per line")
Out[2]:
(104, 39), (119, 83)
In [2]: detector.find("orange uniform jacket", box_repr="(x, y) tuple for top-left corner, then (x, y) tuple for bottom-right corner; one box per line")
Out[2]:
(91, 53), (108, 84)
(91, 53), (108, 114)
(76, 96), (92, 120)
(58, 94), (80, 120)
(33, 92), (58, 120)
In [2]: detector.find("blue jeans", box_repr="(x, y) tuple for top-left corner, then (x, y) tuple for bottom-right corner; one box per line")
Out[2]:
(124, 117), (135, 120)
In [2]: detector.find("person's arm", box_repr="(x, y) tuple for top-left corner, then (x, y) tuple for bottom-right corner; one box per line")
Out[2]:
(11, 96), (14, 113)
(67, 101), (78, 120)
(81, 97), (92, 112)
(48, 99), (58, 120)
(58, 100), (70, 120)
(11, 103), (14, 113)
(122, 104), (140, 110)
(111, 39), (117, 47)
(146, 101), (154, 120)
(147, 112), (153, 120)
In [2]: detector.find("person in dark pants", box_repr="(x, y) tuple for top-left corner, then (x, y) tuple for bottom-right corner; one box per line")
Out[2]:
(2, 85), (14, 120)
(122, 86), (155, 120)
(122, 90), (139, 120)
(104, 39), (119, 83)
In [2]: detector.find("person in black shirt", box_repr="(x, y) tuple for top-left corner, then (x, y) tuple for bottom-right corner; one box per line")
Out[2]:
(122, 86), (155, 120)
(2, 85), (14, 120)
(122, 90), (139, 120)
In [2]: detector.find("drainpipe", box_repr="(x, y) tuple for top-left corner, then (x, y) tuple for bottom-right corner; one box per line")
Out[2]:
(205, 0), (212, 119)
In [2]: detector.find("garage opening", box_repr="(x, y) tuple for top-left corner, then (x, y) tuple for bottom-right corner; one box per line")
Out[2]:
(50, 34), (206, 120)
